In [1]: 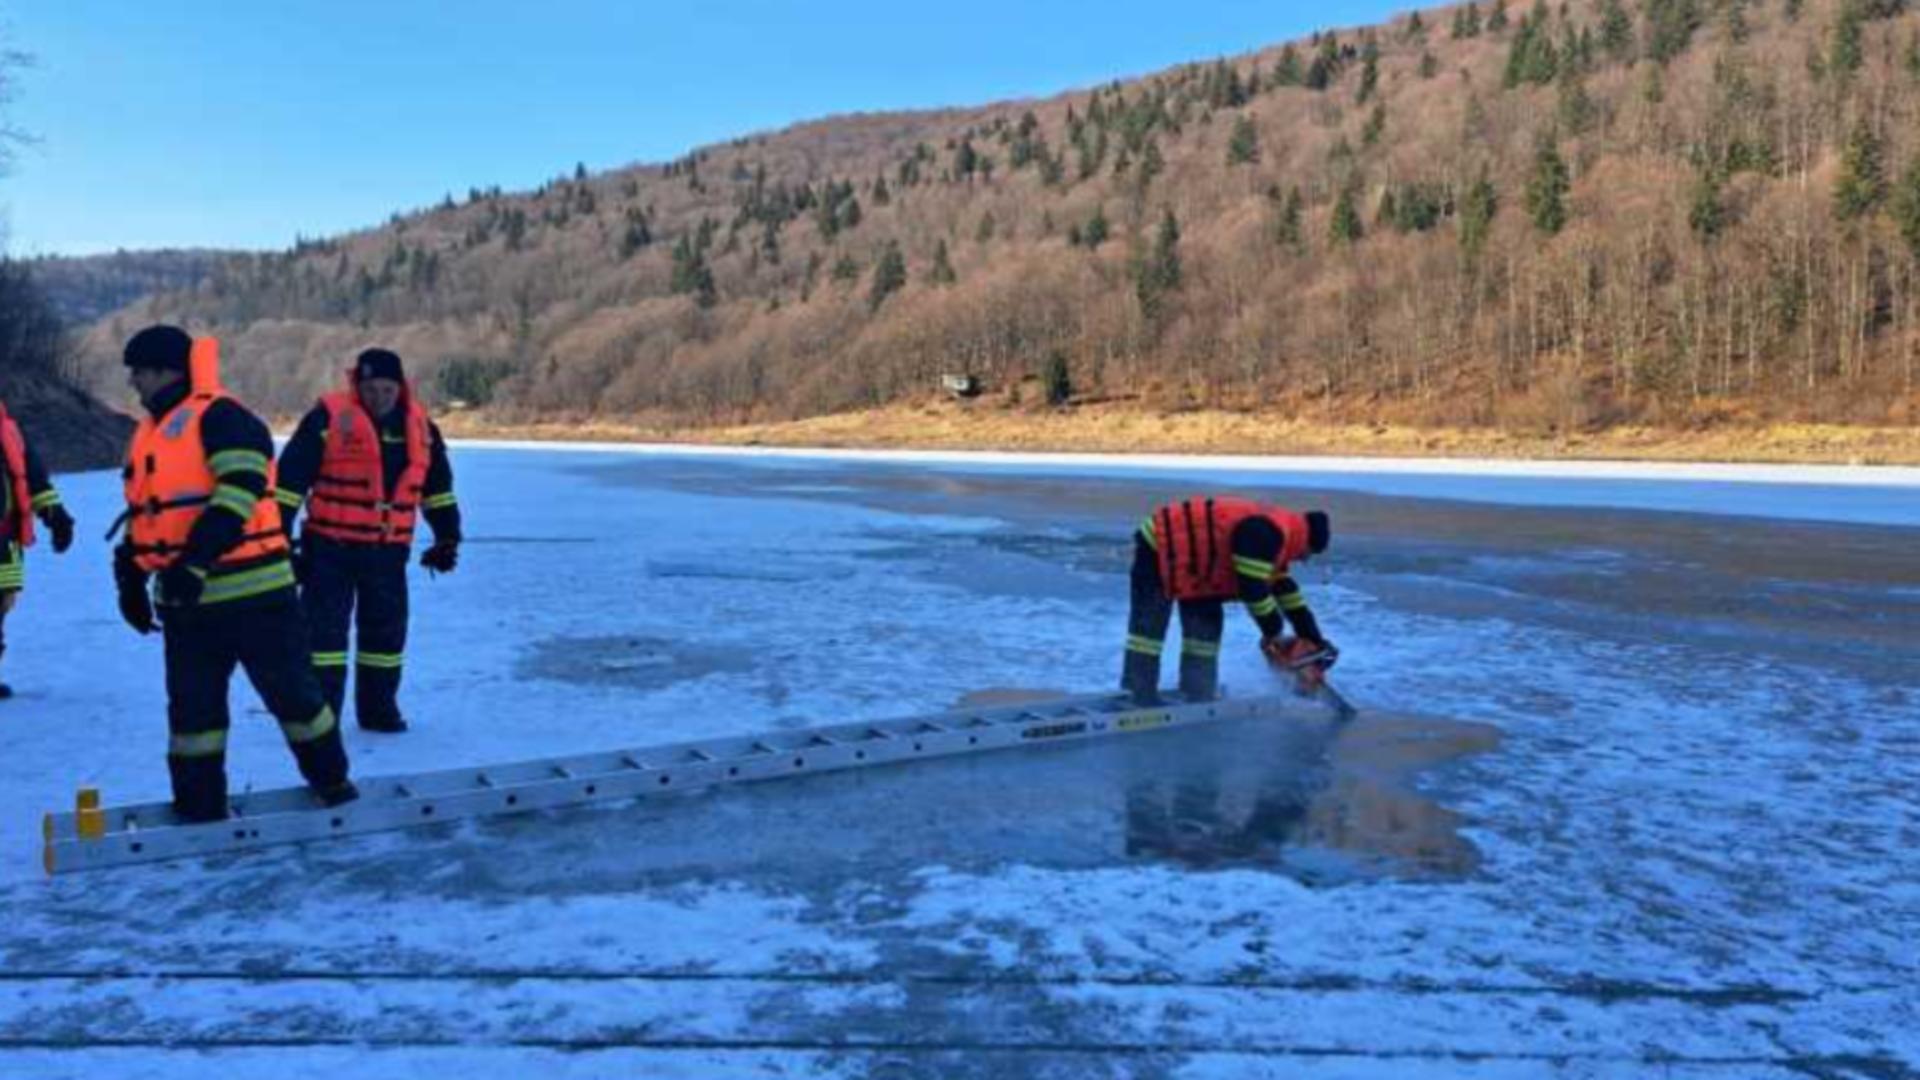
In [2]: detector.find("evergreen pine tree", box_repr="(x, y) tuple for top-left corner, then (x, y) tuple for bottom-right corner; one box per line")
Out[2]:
(1599, 0), (1634, 59)
(1688, 165), (1728, 239)
(1273, 45), (1304, 87)
(1362, 104), (1388, 147)
(1273, 185), (1306, 253)
(928, 239), (958, 284)
(1834, 117), (1888, 221)
(1043, 349), (1073, 406)
(1083, 205), (1111, 248)
(1227, 115), (1261, 165)
(1330, 180), (1365, 246)
(1525, 137), (1570, 234)
(1357, 41), (1381, 103)
(868, 242), (907, 311)
(1459, 168), (1499, 263)
(1893, 156), (1920, 258)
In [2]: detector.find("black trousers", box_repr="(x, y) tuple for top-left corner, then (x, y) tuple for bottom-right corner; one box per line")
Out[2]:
(301, 536), (411, 726)
(1122, 536), (1225, 703)
(161, 589), (350, 821)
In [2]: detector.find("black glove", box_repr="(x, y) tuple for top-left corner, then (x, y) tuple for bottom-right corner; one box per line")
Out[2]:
(419, 540), (459, 575)
(157, 563), (207, 607)
(44, 505), (76, 554)
(113, 546), (155, 635)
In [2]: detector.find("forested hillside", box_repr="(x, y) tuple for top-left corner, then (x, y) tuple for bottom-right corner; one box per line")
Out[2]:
(84, 0), (1920, 436)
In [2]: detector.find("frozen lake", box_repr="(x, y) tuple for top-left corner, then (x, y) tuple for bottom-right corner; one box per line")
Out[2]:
(0, 446), (1913, 1079)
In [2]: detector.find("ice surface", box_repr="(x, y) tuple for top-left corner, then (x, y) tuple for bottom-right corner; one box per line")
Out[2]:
(0, 446), (1911, 1078)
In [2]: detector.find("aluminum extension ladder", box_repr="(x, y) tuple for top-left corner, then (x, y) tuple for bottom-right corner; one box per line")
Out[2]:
(42, 689), (1338, 875)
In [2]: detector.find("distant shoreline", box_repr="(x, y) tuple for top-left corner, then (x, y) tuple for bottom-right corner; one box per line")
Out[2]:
(436, 402), (1920, 470)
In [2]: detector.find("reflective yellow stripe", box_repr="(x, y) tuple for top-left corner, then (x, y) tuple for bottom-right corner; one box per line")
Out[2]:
(1249, 596), (1280, 617)
(30, 490), (61, 510)
(0, 568), (24, 589)
(280, 705), (337, 744)
(1137, 517), (1158, 549)
(169, 730), (228, 757)
(209, 483), (260, 518)
(1233, 556), (1274, 580)
(1125, 634), (1163, 656)
(1181, 639), (1221, 659)
(274, 488), (306, 507)
(423, 492), (458, 510)
(310, 651), (349, 668)
(207, 449), (270, 476)
(199, 561), (296, 604)
(1278, 590), (1308, 612)
(356, 652), (405, 669)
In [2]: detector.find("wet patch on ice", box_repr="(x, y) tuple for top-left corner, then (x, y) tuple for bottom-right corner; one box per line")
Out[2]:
(517, 635), (752, 690)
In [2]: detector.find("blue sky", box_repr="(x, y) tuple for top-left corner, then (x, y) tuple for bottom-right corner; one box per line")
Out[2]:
(2, 1), (1406, 256)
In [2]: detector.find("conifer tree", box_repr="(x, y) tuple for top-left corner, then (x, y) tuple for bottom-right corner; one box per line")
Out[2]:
(1893, 156), (1920, 258)
(1083, 205), (1111, 249)
(1688, 165), (1728, 239)
(1525, 137), (1570, 234)
(1459, 168), (1499, 263)
(1357, 40), (1381, 103)
(1362, 104), (1387, 147)
(1834, 117), (1887, 221)
(1330, 180), (1365, 246)
(928, 239), (958, 284)
(868, 241), (907, 311)
(1227, 115), (1261, 165)
(1599, 0), (1634, 61)
(1273, 45), (1305, 87)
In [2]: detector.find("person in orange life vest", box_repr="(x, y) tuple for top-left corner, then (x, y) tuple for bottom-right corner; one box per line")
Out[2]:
(273, 348), (460, 734)
(112, 325), (356, 822)
(1123, 497), (1334, 706)
(0, 398), (77, 699)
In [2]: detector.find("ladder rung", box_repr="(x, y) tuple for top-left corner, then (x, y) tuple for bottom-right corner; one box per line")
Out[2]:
(687, 749), (714, 763)
(552, 765), (574, 780)
(807, 735), (836, 747)
(619, 755), (644, 770)
(863, 728), (893, 740)
(475, 773), (496, 789)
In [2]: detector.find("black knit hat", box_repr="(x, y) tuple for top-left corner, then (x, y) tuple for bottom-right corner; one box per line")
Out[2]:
(354, 348), (405, 383)
(1305, 511), (1331, 554)
(123, 325), (193, 372)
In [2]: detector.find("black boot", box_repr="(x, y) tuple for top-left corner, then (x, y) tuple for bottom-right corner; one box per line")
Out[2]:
(1122, 649), (1163, 707)
(313, 780), (360, 807)
(358, 714), (408, 734)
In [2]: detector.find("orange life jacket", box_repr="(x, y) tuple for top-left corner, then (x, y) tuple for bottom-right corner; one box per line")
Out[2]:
(1152, 496), (1312, 601)
(121, 338), (289, 573)
(0, 401), (35, 548)
(303, 382), (430, 546)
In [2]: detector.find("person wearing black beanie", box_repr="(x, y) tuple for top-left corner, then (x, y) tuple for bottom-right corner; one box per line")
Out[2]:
(122, 324), (194, 374)
(274, 346), (462, 734)
(111, 325), (357, 821)
(1122, 496), (1338, 706)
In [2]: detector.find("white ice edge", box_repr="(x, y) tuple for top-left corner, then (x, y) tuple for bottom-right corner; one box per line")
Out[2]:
(446, 437), (1920, 488)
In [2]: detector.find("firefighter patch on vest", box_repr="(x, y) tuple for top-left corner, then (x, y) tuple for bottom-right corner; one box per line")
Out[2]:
(162, 408), (195, 440)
